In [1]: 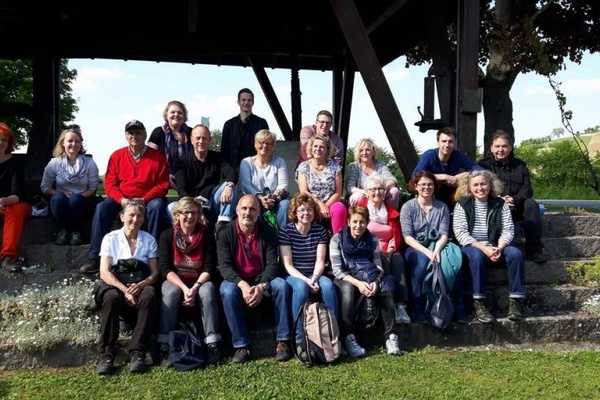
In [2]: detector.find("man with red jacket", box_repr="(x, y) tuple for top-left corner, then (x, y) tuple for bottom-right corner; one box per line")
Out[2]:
(80, 120), (170, 273)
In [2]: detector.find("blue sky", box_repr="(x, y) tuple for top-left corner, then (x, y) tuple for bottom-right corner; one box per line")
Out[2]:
(66, 53), (600, 174)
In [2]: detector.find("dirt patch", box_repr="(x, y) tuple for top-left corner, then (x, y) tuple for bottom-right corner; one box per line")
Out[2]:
(586, 132), (600, 157)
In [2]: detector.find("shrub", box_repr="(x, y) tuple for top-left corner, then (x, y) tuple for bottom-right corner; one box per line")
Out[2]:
(566, 256), (600, 286)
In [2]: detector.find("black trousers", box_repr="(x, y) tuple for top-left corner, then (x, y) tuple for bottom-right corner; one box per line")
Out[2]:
(514, 197), (543, 254)
(98, 285), (158, 354)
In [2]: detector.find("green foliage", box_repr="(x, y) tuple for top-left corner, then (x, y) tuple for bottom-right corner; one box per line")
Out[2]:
(210, 129), (222, 151)
(0, 59), (78, 148)
(566, 256), (600, 287)
(519, 136), (552, 147)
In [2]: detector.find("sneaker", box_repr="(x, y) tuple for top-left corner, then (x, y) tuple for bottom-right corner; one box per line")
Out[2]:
(70, 231), (82, 246)
(55, 229), (69, 246)
(96, 353), (115, 375)
(1, 256), (22, 273)
(394, 304), (411, 324)
(473, 299), (495, 323)
(275, 341), (293, 362)
(385, 333), (402, 356)
(232, 347), (251, 363)
(527, 250), (548, 264)
(207, 343), (220, 365)
(79, 259), (100, 274)
(129, 351), (149, 373)
(159, 346), (172, 368)
(344, 334), (366, 358)
(508, 298), (524, 321)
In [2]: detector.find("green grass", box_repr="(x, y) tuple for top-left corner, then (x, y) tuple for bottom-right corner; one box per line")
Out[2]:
(1, 348), (600, 399)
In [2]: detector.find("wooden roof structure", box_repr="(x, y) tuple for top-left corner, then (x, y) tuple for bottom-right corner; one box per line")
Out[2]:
(0, 0), (480, 183)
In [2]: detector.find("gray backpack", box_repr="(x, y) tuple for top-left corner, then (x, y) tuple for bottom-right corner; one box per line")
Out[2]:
(293, 300), (342, 367)
(429, 261), (455, 329)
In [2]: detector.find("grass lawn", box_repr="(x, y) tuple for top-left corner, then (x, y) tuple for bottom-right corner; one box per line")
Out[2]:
(1, 347), (600, 399)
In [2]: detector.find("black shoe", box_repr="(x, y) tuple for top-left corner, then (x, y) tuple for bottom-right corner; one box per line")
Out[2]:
(232, 347), (251, 363)
(275, 341), (293, 362)
(473, 300), (495, 323)
(55, 229), (69, 246)
(79, 259), (100, 274)
(207, 343), (220, 365)
(454, 304), (470, 324)
(412, 306), (429, 325)
(527, 250), (548, 264)
(1, 256), (22, 273)
(159, 346), (172, 368)
(129, 351), (149, 373)
(96, 353), (115, 375)
(70, 231), (83, 246)
(508, 298), (524, 321)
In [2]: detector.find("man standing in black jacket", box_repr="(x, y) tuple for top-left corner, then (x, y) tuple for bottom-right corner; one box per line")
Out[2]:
(478, 130), (547, 264)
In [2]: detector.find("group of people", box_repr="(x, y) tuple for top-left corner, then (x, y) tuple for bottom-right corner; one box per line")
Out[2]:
(0, 88), (547, 374)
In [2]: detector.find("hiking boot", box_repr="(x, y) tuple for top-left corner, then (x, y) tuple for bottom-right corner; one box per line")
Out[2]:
(508, 298), (524, 321)
(275, 340), (293, 362)
(527, 250), (548, 264)
(473, 300), (495, 323)
(159, 345), (172, 368)
(1, 256), (22, 273)
(70, 231), (83, 246)
(394, 304), (411, 324)
(385, 333), (402, 356)
(207, 343), (220, 365)
(344, 334), (366, 358)
(129, 351), (149, 373)
(232, 347), (251, 363)
(96, 353), (115, 375)
(79, 259), (100, 274)
(55, 229), (69, 246)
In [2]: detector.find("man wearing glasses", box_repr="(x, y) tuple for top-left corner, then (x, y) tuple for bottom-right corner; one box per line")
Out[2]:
(216, 194), (293, 364)
(297, 110), (345, 168)
(80, 119), (170, 274)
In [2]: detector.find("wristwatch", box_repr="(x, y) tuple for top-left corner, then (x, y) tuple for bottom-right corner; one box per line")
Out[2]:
(261, 282), (270, 291)
(225, 182), (234, 188)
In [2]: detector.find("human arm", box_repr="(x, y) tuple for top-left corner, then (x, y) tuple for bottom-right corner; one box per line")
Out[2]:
(324, 168), (343, 208)
(40, 158), (59, 196)
(215, 224), (242, 285)
(345, 162), (364, 195)
(142, 150), (170, 202)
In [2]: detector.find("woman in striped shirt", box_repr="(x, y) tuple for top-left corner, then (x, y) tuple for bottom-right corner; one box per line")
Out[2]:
(453, 170), (525, 323)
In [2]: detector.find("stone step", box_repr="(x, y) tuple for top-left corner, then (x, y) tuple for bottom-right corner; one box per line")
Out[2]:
(488, 258), (588, 285)
(541, 236), (600, 258)
(542, 214), (600, 238)
(1, 310), (599, 370)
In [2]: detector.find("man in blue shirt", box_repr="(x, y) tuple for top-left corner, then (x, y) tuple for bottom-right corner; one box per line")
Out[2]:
(412, 127), (482, 207)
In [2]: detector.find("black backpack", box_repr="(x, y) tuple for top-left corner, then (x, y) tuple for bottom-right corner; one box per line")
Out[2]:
(292, 300), (342, 367)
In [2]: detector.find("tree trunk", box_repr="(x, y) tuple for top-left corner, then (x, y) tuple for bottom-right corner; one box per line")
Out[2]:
(482, 67), (519, 155)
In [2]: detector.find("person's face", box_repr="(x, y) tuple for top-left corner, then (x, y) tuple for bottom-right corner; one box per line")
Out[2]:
(296, 203), (315, 224)
(415, 177), (434, 199)
(469, 175), (490, 202)
(120, 205), (145, 232)
(491, 137), (512, 163)
(311, 139), (328, 160)
(359, 144), (374, 164)
(166, 105), (185, 128)
(255, 136), (274, 156)
(191, 128), (211, 153)
(348, 213), (367, 240)
(63, 131), (82, 158)
(238, 93), (254, 113)
(437, 133), (455, 157)
(315, 115), (332, 135)
(125, 128), (146, 148)
(236, 196), (259, 228)
(177, 204), (201, 230)
(365, 182), (385, 205)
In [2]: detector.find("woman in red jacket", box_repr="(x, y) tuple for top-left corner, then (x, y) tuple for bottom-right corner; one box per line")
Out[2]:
(359, 175), (410, 324)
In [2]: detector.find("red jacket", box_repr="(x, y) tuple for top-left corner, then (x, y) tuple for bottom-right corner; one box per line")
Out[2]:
(359, 197), (403, 251)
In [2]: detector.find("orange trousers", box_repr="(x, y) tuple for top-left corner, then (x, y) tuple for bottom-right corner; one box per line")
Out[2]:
(1, 202), (31, 258)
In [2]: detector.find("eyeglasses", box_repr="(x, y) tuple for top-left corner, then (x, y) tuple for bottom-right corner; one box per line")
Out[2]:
(243, 242), (253, 259)
(297, 207), (314, 214)
(316, 120), (332, 126)
(181, 210), (200, 216)
(417, 183), (434, 188)
(368, 187), (385, 192)
(258, 141), (274, 147)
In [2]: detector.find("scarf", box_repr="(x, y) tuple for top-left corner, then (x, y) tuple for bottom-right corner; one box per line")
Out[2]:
(340, 226), (374, 260)
(163, 122), (191, 171)
(367, 201), (388, 225)
(59, 154), (88, 184)
(172, 224), (205, 284)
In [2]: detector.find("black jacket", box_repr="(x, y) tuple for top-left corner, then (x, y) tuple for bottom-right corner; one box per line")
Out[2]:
(478, 153), (533, 207)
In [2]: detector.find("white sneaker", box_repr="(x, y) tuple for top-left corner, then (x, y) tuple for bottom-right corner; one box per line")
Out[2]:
(344, 334), (366, 358)
(395, 304), (411, 324)
(386, 333), (402, 356)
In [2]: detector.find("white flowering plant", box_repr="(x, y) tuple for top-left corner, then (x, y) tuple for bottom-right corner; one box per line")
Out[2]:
(0, 277), (99, 352)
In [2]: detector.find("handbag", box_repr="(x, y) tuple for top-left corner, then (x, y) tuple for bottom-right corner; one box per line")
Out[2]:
(111, 259), (150, 285)
(168, 321), (206, 372)
(429, 261), (455, 330)
(354, 294), (380, 329)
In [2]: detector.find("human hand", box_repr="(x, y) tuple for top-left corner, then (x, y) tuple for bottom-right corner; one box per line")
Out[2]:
(124, 292), (137, 307)
(246, 285), (263, 307)
(221, 186), (233, 204)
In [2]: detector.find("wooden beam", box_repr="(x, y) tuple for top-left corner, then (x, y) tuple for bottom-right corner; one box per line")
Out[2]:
(188, 0), (198, 33)
(330, 0), (419, 181)
(366, 0), (411, 34)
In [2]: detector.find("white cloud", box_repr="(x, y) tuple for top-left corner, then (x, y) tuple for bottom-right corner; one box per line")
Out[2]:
(73, 67), (124, 91)
(562, 79), (600, 94)
(383, 65), (410, 83)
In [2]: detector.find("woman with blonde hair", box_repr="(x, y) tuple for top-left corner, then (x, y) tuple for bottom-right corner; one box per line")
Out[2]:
(346, 138), (401, 209)
(296, 134), (347, 234)
(41, 127), (100, 246)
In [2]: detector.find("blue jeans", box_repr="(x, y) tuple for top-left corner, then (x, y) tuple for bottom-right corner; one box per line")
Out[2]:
(285, 275), (339, 343)
(157, 280), (221, 345)
(404, 247), (431, 303)
(167, 182), (239, 224)
(50, 192), (93, 232)
(461, 244), (525, 299)
(87, 197), (167, 259)
(219, 277), (291, 348)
